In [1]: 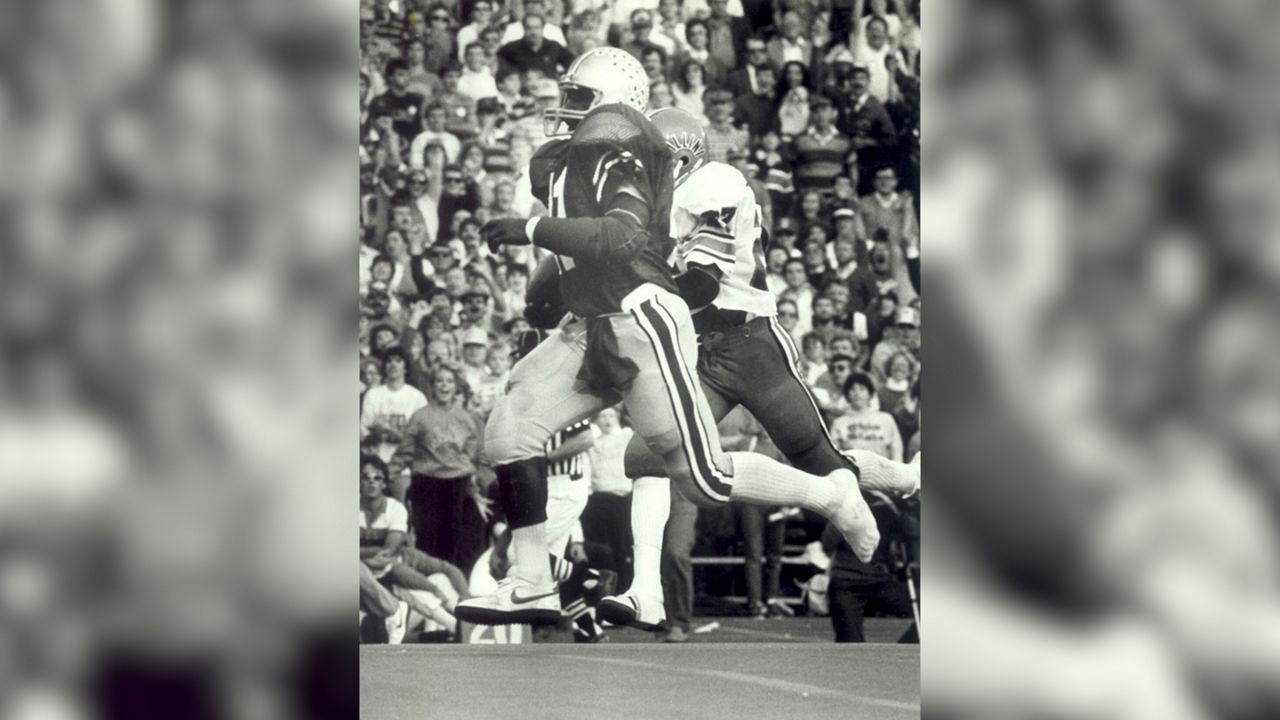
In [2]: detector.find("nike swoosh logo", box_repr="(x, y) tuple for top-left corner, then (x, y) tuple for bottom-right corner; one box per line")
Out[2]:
(511, 588), (558, 604)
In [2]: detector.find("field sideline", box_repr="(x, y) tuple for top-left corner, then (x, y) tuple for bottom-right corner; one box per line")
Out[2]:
(362, 619), (919, 719)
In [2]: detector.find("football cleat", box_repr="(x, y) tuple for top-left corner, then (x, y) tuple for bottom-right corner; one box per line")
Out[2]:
(543, 47), (648, 137)
(385, 600), (408, 645)
(830, 468), (881, 563)
(597, 590), (666, 632)
(454, 577), (562, 626)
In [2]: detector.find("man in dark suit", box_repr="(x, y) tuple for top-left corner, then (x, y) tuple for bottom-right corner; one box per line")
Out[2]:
(837, 65), (898, 191)
(724, 35), (771, 97)
(733, 63), (780, 139)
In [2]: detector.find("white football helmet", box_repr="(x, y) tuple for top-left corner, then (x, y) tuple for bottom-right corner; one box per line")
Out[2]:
(543, 47), (649, 137)
(648, 107), (707, 183)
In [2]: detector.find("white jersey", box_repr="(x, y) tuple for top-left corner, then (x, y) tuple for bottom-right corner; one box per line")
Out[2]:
(670, 162), (777, 319)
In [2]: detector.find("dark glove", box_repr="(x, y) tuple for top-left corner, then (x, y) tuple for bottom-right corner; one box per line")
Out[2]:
(509, 329), (544, 362)
(482, 218), (531, 253)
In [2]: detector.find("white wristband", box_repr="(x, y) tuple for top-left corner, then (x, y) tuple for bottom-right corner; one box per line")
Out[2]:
(525, 217), (542, 243)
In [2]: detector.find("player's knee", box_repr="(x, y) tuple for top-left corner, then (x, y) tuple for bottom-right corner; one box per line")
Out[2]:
(664, 463), (729, 510)
(623, 441), (665, 479)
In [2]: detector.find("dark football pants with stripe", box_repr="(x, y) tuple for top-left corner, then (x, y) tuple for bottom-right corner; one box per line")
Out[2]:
(622, 316), (855, 482)
(482, 289), (737, 507)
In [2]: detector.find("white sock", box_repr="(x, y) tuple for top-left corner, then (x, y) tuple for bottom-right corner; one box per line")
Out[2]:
(727, 453), (842, 517)
(849, 450), (918, 496)
(628, 476), (670, 598)
(511, 524), (553, 585)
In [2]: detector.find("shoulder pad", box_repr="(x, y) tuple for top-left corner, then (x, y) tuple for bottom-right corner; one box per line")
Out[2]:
(675, 162), (750, 215)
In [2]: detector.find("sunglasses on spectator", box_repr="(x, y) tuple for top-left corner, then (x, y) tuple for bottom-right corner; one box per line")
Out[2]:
(748, 46), (767, 53)
(361, 471), (386, 481)
(445, 176), (464, 183)
(778, 310), (797, 317)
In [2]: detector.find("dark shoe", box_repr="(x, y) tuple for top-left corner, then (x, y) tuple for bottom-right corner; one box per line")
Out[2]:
(749, 601), (768, 620)
(663, 626), (688, 643)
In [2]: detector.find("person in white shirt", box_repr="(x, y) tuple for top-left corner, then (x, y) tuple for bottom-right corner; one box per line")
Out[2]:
(409, 102), (462, 166)
(457, 42), (499, 103)
(851, 15), (903, 102)
(360, 349), (429, 462)
(455, 0), (497, 61)
(500, 0), (566, 46)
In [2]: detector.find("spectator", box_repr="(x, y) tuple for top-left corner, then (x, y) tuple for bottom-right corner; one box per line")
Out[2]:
(780, 258), (815, 336)
(851, 15), (902, 102)
(455, 0), (497, 61)
(720, 407), (789, 619)
(848, 231), (901, 313)
(775, 297), (801, 343)
(421, 4), (458, 71)
(878, 350), (917, 414)
(793, 95), (851, 193)
(654, 0), (687, 57)
(458, 326), (493, 392)
(411, 102), (462, 166)
(764, 246), (790, 294)
(361, 348), (431, 462)
(703, 90), (749, 164)
(777, 82), (811, 140)
(497, 13), (574, 80)
(839, 66), (897, 188)
(733, 63), (779, 139)
(804, 231), (837, 291)
(392, 365), (488, 570)
(623, 9), (671, 59)
(812, 352), (856, 420)
(869, 305), (919, 383)
(705, 0), (749, 74)
(404, 38), (445, 101)
(640, 45), (670, 87)
(671, 59), (709, 120)
(857, 166), (917, 294)
(725, 35), (770, 97)
(501, 0), (567, 46)
(457, 43), (499, 103)
(800, 332), (829, 385)
(831, 371), (902, 460)
(369, 58), (427, 144)
(582, 407), (636, 590)
(677, 19), (730, 88)
(766, 11), (812, 70)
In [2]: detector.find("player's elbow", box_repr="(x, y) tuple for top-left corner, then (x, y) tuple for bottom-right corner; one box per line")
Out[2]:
(596, 214), (648, 264)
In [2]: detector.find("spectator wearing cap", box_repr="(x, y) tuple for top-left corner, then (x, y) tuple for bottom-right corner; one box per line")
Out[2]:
(369, 58), (427, 144)
(361, 348), (430, 463)
(501, 0), (567, 46)
(869, 306), (919, 384)
(676, 19), (730, 89)
(831, 371), (902, 461)
(838, 65), (897, 188)
(725, 35), (771, 97)
(623, 9), (672, 60)
(793, 94), (852, 193)
(410, 102), (462, 166)
(703, 90), (749, 163)
(497, 13), (574, 80)
(456, 0), (497, 62)
(732, 63), (779, 139)
(766, 11), (812, 70)
(458, 326), (493, 393)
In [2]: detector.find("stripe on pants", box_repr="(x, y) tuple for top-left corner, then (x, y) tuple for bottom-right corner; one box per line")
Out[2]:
(630, 298), (732, 503)
(765, 317), (844, 453)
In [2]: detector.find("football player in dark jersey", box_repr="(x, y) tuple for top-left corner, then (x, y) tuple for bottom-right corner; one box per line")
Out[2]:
(456, 48), (879, 626)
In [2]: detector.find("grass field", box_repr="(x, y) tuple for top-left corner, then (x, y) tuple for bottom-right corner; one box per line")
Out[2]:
(362, 618), (919, 719)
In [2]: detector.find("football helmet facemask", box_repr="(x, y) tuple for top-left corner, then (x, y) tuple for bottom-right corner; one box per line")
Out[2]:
(648, 107), (708, 183)
(543, 47), (649, 137)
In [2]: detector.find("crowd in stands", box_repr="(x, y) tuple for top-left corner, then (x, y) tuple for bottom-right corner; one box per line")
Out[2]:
(359, 0), (921, 643)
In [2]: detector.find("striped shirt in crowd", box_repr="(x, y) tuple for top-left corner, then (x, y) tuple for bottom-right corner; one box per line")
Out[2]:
(546, 420), (592, 479)
(793, 127), (852, 191)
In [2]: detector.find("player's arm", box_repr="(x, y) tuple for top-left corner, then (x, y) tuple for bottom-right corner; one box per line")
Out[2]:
(482, 151), (654, 264)
(675, 201), (749, 306)
(545, 424), (595, 463)
(524, 254), (566, 329)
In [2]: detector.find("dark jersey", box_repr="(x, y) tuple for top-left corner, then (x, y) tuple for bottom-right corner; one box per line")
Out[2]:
(529, 104), (678, 317)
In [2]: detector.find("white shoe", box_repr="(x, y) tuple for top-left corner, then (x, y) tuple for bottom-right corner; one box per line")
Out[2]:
(830, 469), (881, 563)
(597, 589), (666, 632)
(454, 577), (561, 626)
(385, 601), (408, 645)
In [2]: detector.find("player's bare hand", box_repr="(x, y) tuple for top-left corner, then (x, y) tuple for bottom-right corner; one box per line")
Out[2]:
(481, 218), (531, 253)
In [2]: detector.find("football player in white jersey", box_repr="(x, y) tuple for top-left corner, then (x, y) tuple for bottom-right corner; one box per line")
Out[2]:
(598, 108), (921, 631)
